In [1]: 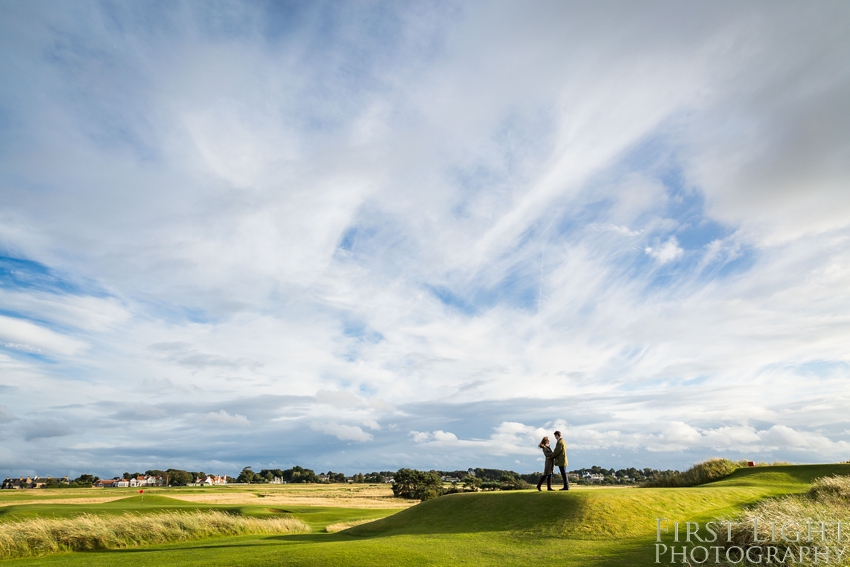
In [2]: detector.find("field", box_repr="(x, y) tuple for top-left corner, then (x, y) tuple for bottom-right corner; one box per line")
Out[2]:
(2, 464), (849, 566)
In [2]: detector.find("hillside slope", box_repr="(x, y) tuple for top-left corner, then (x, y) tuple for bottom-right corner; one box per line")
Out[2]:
(348, 463), (850, 540)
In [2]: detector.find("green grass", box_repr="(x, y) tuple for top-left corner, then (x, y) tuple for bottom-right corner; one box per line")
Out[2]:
(2, 464), (849, 566)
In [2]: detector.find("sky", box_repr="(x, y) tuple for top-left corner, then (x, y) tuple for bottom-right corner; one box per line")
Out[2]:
(1, 1), (850, 479)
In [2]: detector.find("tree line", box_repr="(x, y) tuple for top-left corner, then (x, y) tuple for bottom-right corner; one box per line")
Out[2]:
(234, 466), (396, 484)
(56, 464), (678, 489)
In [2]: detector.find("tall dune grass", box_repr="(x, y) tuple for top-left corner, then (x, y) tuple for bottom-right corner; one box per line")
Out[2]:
(0, 510), (309, 560)
(643, 458), (747, 487)
(324, 518), (376, 533)
(718, 475), (850, 566)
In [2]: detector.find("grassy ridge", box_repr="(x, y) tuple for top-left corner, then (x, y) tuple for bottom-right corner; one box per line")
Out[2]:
(643, 458), (746, 487)
(348, 484), (779, 539)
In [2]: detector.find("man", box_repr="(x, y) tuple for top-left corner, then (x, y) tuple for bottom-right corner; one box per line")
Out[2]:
(551, 430), (569, 490)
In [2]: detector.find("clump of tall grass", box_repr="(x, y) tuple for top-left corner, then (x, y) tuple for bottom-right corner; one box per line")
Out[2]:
(0, 510), (309, 560)
(717, 475), (850, 566)
(324, 519), (375, 533)
(643, 458), (746, 488)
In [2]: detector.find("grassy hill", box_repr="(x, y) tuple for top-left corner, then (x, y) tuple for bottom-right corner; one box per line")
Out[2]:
(349, 463), (848, 540)
(2, 463), (848, 567)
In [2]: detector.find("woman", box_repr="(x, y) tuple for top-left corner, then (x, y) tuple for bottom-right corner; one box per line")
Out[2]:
(537, 436), (554, 491)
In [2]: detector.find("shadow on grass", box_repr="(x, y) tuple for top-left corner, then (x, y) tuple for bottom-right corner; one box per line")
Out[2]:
(86, 532), (350, 555)
(104, 543), (272, 554)
(346, 491), (587, 536)
(96, 529), (659, 567)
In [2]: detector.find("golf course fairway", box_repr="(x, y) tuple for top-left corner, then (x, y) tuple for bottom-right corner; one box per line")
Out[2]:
(2, 464), (848, 567)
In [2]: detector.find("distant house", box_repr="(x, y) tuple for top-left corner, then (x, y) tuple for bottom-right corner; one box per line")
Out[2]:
(318, 474), (329, 483)
(2, 476), (67, 489)
(115, 478), (130, 488)
(2, 477), (29, 489)
(201, 475), (227, 485)
(440, 476), (462, 483)
(144, 475), (164, 486)
(581, 472), (604, 483)
(129, 476), (146, 488)
(95, 479), (119, 488)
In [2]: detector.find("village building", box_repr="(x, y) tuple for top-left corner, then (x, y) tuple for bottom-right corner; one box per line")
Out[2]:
(128, 476), (147, 487)
(581, 472), (605, 483)
(200, 475), (227, 485)
(2, 476), (69, 489)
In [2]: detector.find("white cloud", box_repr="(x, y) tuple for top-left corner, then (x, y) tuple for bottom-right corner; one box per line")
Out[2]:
(312, 422), (373, 442)
(0, 315), (87, 356)
(590, 223), (643, 237)
(0, 290), (130, 332)
(568, 422), (850, 457)
(645, 237), (684, 264)
(202, 410), (250, 428)
(660, 421), (703, 447)
(409, 421), (560, 456)
(410, 430), (433, 443)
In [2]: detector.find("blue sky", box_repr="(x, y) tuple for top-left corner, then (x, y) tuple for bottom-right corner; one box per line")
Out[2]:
(2, 0), (850, 478)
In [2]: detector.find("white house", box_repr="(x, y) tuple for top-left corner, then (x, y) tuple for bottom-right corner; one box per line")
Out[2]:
(201, 475), (227, 485)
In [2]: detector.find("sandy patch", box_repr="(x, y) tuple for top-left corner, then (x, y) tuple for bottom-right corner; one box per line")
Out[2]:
(164, 485), (414, 508)
(166, 493), (415, 509)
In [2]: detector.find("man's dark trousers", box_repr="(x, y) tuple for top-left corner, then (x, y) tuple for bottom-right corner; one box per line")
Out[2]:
(559, 466), (569, 489)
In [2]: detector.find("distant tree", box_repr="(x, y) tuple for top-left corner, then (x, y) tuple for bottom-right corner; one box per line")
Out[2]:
(499, 473), (528, 490)
(463, 476), (482, 491)
(237, 467), (256, 484)
(259, 469), (284, 482)
(166, 469), (192, 486)
(392, 468), (443, 500)
(325, 471), (346, 483)
(74, 474), (96, 485)
(282, 466), (319, 483)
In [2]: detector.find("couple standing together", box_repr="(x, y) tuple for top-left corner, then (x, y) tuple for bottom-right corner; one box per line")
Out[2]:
(537, 430), (569, 491)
